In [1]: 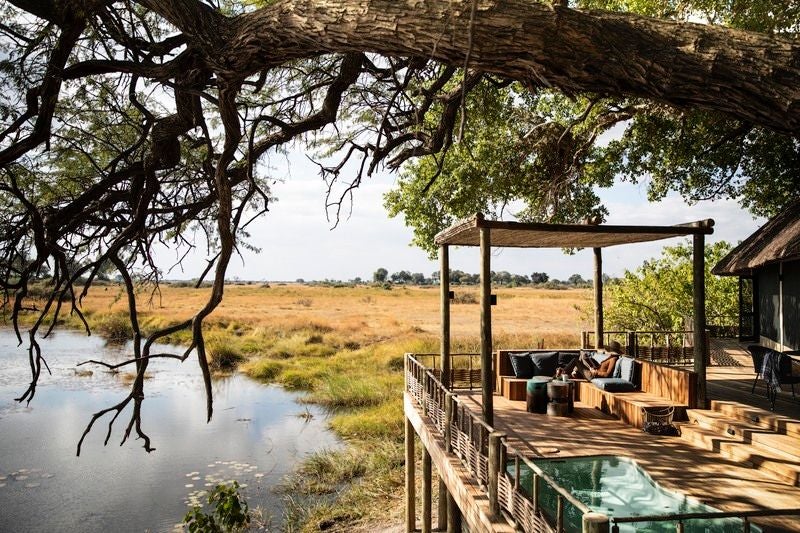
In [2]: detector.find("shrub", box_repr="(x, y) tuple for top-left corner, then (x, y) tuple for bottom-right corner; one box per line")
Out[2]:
(93, 313), (133, 342)
(208, 344), (245, 371)
(243, 359), (284, 381)
(184, 482), (250, 532)
(280, 370), (316, 391)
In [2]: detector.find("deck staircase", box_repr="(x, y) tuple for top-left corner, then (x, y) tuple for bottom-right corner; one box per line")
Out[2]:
(679, 400), (800, 487)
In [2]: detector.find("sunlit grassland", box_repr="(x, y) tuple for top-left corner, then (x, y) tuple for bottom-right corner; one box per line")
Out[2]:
(16, 282), (591, 531)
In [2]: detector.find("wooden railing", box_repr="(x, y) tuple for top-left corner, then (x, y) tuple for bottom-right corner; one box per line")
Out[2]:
(410, 352), (482, 390)
(582, 330), (696, 365)
(611, 507), (800, 531)
(406, 353), (799, 533)
(406, 353), (588, 533)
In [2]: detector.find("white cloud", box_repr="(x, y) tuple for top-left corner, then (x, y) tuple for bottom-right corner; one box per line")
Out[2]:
(153, 151), (766, 281)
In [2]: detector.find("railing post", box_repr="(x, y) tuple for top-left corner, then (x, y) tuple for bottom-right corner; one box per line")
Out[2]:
(422, 371), (429, 416)
(488, 432), (504, 517)
(557, 495), (564, 532)
(533, 473), (540, 515)
(444, 392), (453, 453)
(676, 520), (685, 533)
(582, 512), (610, 533)
(627, 331), (636, 357)
(743, 517), (750, 533)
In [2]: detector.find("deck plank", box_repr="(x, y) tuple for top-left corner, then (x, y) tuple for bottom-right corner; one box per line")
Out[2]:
(456, 390), (800, 531)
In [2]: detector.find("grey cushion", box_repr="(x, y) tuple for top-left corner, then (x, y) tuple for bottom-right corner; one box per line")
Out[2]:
(591, 378), (636, 392)
(612, 357), (623, 378)
(530, 351), (559, 377)
(617, 356), (636, 383)
(509, 353), (535, 378)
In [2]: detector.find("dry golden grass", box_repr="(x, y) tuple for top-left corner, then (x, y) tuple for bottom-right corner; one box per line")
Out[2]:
(74, 283), (592, 348)
(45, 282), (591, 531)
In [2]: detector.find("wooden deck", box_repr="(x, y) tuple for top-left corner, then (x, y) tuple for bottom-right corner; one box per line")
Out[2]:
(457, 388), (800, 531)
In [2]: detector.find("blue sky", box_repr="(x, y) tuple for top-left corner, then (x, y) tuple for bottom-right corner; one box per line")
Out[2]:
(157, 150), (764, 282)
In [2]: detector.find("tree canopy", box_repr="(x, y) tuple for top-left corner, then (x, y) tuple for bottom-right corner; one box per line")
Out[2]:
(385, 0), (800, 256)
(603, 241), (738, 332)
(1, 0), (799, 452)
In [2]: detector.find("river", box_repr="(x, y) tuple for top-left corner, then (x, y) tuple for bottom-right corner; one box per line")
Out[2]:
(0, 328), (339, 532)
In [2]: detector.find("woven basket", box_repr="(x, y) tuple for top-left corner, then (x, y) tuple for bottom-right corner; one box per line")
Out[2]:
(641, 405), (674, 425)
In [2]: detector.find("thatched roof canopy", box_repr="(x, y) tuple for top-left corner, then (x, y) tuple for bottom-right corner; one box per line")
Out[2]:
(434, 213), (715, 248)
(713, 201), (800, 276)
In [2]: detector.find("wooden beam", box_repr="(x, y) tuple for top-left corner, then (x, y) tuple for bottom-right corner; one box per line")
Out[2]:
(594, 247), (603, 349)
(480, 227), (494, 426)
(693, 233), (708, 409)
(440, 245), (451, 389)
(406, 417), (416, 533)
(434, 213), (715, 246)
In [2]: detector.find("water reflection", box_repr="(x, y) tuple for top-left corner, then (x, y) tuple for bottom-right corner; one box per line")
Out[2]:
(0, 329), (339, 532)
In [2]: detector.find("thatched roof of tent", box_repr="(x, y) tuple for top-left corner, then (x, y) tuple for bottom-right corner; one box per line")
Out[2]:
(713, 201), (800, 276)
(434, 213), (714, 248)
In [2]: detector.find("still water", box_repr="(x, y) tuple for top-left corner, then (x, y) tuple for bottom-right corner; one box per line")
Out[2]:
(0, 328), (339, 532)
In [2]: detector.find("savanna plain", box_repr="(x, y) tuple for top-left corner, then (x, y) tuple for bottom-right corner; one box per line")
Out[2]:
(21, 282), (592, 531)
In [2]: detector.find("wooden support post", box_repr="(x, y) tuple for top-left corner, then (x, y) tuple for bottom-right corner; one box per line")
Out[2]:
(440, 245), (451, 389)
(533, 473), (540, 515)
(594, 247), (604, 350)
(480, 227), (494, 426)
(581, 512), (610, 533)
(405, 418), (416, 533)
(422, 447), (432, 533)
(437, 478), (447, 532)
(488, 432), (503, 517)
(557, 495), (564, 532)
(447, 493), (460, 533)
(693, 232), (708, 409)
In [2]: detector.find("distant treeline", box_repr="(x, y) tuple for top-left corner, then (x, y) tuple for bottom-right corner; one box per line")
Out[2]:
(367, 268), (610, 289)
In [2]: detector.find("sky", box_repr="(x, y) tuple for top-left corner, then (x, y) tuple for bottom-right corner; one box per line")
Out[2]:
(156, 150), (765, 282)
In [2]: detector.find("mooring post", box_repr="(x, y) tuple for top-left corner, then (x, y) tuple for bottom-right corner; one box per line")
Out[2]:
(422, 446), (432, 533)
(405, 418), (415, 533)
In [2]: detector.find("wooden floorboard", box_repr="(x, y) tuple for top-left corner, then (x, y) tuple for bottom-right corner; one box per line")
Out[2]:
(459, 367), (800, 531)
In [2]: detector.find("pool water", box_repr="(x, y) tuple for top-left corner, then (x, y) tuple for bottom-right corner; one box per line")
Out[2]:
(511, 455), (759, 532)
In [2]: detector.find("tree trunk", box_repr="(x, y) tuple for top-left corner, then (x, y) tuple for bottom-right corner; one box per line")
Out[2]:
(198, 0), (800, 134)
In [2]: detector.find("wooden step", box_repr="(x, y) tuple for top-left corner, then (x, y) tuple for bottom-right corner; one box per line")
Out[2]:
(688, 409), (800, 461)
(679, 421), (800, 486)
(710, 400), (800, 438)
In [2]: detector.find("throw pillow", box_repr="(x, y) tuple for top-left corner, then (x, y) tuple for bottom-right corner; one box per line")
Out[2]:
(530, 351), (559, 377)
(509, 353), (535, 378)
(617, 356), (636, 384)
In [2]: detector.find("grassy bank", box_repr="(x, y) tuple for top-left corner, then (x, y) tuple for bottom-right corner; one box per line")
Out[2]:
(11, 283), (590, 531)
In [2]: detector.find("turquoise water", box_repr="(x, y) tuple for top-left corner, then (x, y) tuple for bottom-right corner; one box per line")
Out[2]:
(511, 455), (760, 532)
